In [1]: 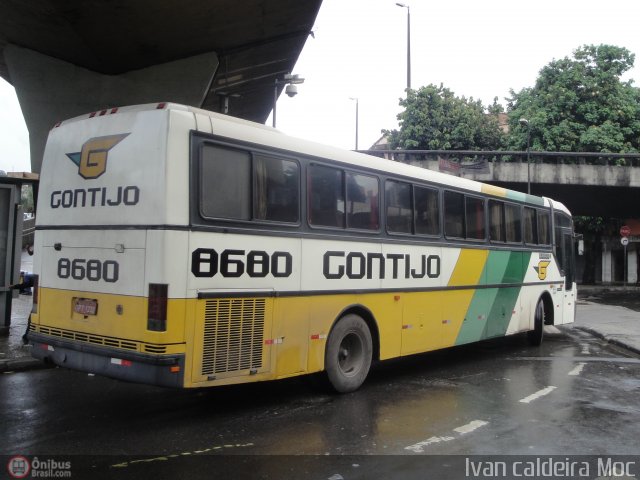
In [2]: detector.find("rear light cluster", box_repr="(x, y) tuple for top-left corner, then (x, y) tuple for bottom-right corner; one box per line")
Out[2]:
(147, 283), (168, 332)
(31, 274), (39, 314)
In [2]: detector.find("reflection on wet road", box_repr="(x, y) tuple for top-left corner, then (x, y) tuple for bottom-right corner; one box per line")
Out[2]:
(2, 323), (639, 477)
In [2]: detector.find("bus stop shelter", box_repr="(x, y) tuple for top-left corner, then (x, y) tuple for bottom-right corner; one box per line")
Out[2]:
(1, 172), (38, 335)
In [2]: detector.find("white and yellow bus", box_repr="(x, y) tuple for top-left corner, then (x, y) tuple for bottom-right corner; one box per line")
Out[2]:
(28, 103), (576, 392)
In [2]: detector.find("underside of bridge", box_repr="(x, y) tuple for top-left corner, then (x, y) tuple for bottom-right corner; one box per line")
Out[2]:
(0, 0), (322, 172)
(489, 182), (639, 218)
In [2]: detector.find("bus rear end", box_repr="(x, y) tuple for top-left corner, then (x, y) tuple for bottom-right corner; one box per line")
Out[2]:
(28, 104), (191, 387)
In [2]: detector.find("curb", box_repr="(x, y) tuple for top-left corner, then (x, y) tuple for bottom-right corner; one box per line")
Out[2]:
(0, 356), (50, 373)
(575, 326), (640, 357)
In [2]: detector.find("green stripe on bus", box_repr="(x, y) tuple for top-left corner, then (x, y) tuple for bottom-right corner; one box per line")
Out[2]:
(455, 251), (509, 345)
(505, 190), (545, 206)
(455, 251), (532, 345)
(484, 251), (532, 338)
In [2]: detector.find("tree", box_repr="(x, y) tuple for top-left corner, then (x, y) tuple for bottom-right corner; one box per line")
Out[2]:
(507, 44), (640, 153)
(21, 184), (34, 213)
(384, 84), (505, 150)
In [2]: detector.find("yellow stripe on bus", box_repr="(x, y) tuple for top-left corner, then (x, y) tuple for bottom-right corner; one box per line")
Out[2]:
(481, 184), (508, 197)
(441, 249), (489, 346)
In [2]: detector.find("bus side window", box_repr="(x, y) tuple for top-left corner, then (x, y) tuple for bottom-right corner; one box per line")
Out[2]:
(309, 165), (345, 228)
(253, 155), (300, 223)
(538, 210), (551, 245)
(385, 180), (412, 234)
(346, 173), (379, 231)
(414, 186), (439, 236)
(200, 145), (251, 220)
(489, 200), (505, 242)
(444, 191), (465, 238)
(465, 196), (485, 240)
(504, 203), (522, 243)
(523, 207), (536, 244)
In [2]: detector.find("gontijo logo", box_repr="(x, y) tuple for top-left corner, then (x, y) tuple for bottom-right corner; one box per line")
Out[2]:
(51, 132), (139, 209)
(66, 133), (129, 179)
(534, 260), (551, 280)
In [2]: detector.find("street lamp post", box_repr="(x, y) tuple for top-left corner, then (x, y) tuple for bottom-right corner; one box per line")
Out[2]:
(272, 73), (305, 128)
(519, 118), (531, 194)
(395, 3), (411, 91)
(349, 97), (359, 150)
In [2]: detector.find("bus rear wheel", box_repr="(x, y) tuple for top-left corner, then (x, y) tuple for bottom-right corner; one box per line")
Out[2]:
(527, 299), (545, 346)
(325, 314), (373, 393)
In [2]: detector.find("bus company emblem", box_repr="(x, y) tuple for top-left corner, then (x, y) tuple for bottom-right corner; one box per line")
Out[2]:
(534, 260), (551, 280)
(66, 133), (130, 179)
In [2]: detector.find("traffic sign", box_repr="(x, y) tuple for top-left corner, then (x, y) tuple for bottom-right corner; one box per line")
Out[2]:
(621, 237), (629, 246)
(620, 225), (631, 237)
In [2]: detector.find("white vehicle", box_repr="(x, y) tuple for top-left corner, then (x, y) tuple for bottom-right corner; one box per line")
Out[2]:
(28, 103), (576, 391)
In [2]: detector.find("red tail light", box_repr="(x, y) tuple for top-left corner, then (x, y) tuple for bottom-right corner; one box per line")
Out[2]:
(147, 284), (168, 332)
(31, 274), (39, 314)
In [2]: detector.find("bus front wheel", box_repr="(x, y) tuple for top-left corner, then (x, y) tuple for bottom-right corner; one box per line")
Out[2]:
(527, 299), (545, 346)
(325, 314), (373, 393)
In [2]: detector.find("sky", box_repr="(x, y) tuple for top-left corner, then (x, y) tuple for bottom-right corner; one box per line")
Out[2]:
(2, 0), (640, 172)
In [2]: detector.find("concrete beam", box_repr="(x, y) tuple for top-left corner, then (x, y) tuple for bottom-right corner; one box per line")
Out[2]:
(399, 157), (640, 217)
(404, 158), (640, 188)
(5, 45), (218, 172)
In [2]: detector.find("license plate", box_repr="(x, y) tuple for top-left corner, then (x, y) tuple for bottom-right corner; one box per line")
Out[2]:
(74, 298), (98, 316)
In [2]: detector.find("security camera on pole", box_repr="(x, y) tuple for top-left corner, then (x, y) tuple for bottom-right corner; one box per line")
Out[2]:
(272, 73), (305, 128)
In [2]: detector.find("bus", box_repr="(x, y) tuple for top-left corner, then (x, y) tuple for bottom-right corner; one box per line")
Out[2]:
(28, 103), (577, 392)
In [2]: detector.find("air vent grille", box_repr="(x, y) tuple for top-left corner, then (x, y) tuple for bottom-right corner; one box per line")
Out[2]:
(202, 298), (265, 375)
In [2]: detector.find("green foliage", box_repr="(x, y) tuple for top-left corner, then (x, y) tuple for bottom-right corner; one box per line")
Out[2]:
(507, 44), (640, 153)
(21, 184), (34, 213)
(573, 216), (607, 234)
(487, 97), (505, 115)
(383, 84), (505, 150)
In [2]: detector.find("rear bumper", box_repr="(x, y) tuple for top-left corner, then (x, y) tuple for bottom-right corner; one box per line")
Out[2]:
(28, 332), (185, 388)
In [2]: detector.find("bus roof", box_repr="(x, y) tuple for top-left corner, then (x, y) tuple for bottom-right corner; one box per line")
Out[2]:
(54, 102), (560, 211)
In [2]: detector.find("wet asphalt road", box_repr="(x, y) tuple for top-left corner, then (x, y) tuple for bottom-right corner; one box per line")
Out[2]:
(2, 318), (640, 479)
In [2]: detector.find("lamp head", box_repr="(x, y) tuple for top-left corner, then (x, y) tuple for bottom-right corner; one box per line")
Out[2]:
(519, 118), (529, 127)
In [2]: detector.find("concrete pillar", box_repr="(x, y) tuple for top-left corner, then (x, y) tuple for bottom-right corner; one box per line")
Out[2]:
(601, 239), (612, 283)
(628, 245), (638, 284)
(5, 45), (218, 173)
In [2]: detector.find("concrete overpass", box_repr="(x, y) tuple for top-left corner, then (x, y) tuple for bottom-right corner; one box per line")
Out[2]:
(363, 150), (640, 218)
(0, 0), (322, 172)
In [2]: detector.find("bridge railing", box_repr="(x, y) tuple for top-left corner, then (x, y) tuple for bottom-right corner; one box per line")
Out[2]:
(357, 150), (640, 167)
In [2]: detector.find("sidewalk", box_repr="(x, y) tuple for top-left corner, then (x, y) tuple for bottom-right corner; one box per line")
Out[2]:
(2, 285), (639, 373)
(575, 285), (640, 356)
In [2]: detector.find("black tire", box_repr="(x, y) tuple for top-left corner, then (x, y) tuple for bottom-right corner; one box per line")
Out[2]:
(325, 314), (373, 393)
(527, 298), (545, 346)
